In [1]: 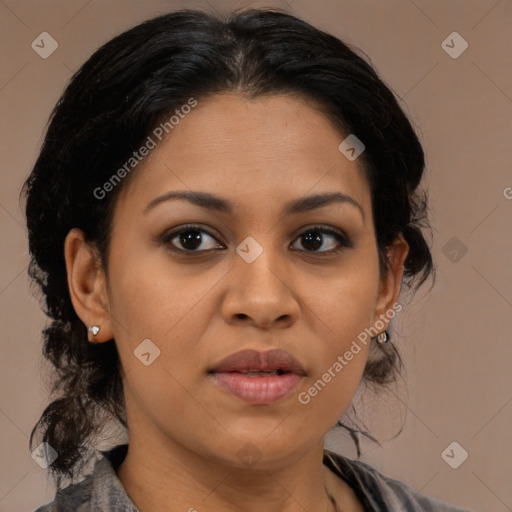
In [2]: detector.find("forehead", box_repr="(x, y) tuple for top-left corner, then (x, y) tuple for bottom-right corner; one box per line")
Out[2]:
(117, 92), (371, 216)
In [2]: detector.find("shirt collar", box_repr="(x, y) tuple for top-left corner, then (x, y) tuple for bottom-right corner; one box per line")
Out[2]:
(90, 444), (138, 511)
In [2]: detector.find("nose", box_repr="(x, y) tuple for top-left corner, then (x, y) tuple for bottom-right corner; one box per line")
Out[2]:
(220, 247), (299, 330)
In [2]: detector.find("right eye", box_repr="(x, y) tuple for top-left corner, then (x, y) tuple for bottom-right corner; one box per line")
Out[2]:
(160, 224), (225, 253)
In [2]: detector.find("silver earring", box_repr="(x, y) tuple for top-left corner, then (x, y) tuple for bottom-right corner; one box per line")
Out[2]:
(376, 330), (389, 345)
(88, 326), (100, 336)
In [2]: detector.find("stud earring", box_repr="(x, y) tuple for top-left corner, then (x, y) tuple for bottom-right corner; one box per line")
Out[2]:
(375, 330), (389, 345)
(88, 325), (100, 336)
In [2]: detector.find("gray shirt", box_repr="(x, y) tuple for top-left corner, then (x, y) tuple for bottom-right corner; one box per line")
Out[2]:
(34, 444), (472, 511)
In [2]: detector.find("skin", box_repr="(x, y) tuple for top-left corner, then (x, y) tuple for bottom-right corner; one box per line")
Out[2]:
(65, 92), (409, 512)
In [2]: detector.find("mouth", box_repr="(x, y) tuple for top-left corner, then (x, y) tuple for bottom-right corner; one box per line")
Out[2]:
(207, 349), (306, 405)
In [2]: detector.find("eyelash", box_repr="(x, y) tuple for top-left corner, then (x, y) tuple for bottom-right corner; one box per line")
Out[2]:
(159, 224), (353, 256)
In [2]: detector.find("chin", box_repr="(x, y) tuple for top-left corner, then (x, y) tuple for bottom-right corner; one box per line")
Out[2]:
(201, 433), (317, 471)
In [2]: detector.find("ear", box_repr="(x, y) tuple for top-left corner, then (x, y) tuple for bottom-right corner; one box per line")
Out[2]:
(64, 228), (114, 343)
(372, 233), (409, 329)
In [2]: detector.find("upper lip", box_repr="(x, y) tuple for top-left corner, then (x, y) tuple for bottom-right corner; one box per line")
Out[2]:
(208, 349), (306, 375)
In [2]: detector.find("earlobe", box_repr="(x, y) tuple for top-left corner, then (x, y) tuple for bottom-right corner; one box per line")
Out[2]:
(373, 233), (409, 327)
(64, 228), (114, 343)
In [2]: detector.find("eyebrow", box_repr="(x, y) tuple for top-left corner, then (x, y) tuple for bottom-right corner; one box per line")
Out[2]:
(143, 190), (365, 221)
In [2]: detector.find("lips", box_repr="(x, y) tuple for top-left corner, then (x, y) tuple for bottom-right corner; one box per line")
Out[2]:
(208, 349), (306, 404)
(208, 349), (306, 375)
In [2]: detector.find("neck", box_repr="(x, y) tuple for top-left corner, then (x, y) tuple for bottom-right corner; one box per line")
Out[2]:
(116, 436), (337, 512)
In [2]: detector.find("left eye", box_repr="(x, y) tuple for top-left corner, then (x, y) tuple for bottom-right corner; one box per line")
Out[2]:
(161, 225), (350, 254)
(290, 226), (350, 253)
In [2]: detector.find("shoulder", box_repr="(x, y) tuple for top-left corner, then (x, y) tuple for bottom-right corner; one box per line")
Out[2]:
(324, 449), (472, 512)
(33, 445), (137, 512)
(32, 473), (93, 511)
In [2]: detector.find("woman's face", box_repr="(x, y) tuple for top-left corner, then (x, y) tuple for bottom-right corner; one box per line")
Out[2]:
(76, 92), (407, 468)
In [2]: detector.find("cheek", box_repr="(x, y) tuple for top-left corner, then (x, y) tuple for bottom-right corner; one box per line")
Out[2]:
(293, 316), (371, 436)
(107, 242), (215, 344)
(297, 352), (367, 430)
(301, 256), (380, 348)
(301, 290), (372, 412)
(296, 258), (378, 416)
(108, 257), (212, 437)
(106, 248), (223, 410)
(109, 272), (211, 403)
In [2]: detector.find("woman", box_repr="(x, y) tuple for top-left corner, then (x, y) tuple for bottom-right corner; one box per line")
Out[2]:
(24, 7), (470, 512)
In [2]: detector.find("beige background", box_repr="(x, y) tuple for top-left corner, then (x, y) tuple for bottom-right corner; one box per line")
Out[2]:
(1, 0), (511, 511)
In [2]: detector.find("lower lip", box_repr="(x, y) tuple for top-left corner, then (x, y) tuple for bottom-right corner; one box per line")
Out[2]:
(210, 372), (303, 404)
